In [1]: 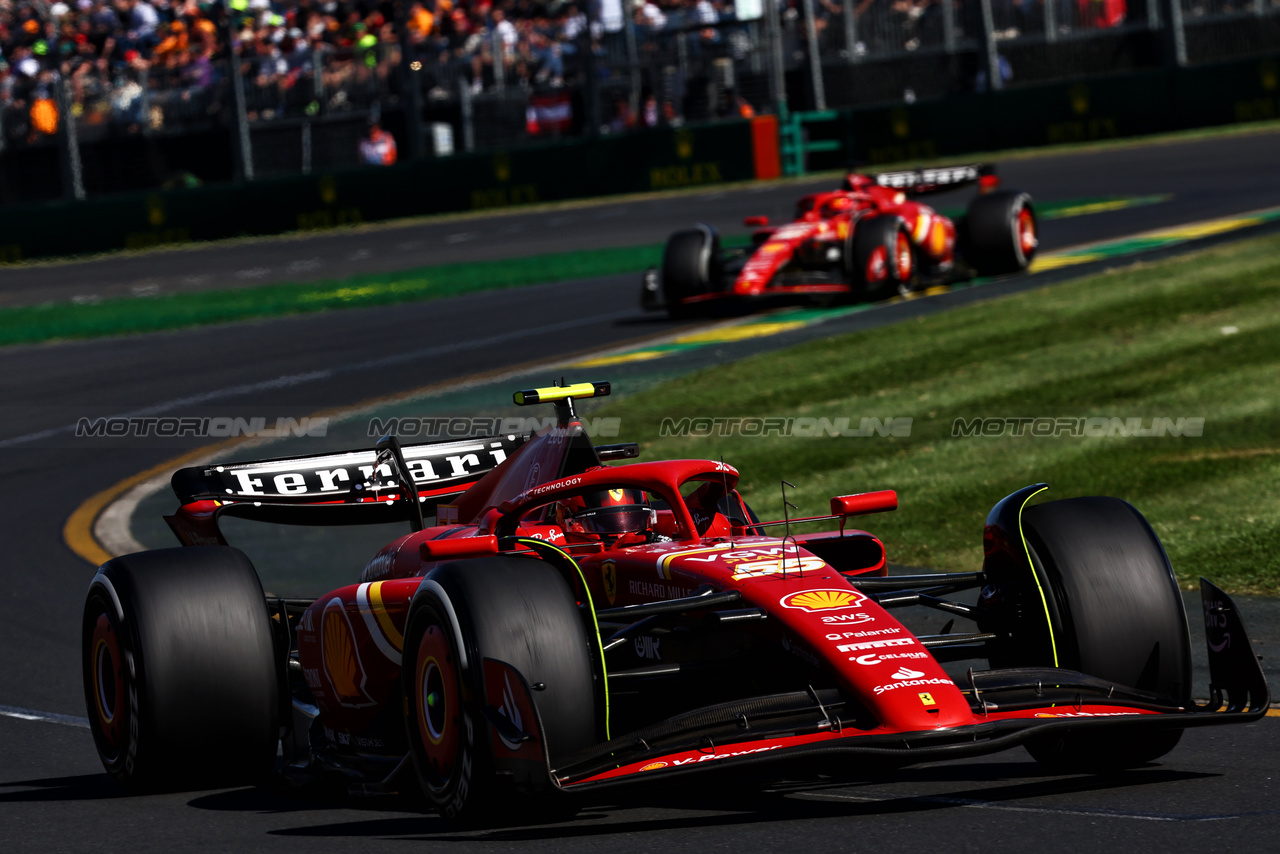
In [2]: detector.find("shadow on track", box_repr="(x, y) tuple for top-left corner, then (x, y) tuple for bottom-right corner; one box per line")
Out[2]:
(175, 760), (1215, 842)
(0, 773), (122, 802)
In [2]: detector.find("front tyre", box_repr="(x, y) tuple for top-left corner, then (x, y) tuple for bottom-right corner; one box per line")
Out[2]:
(662, 225), (720, 318)
(1019, 497), (1191, 772)
(849, 215), (916, 298)
(82, 547), (279, 792)
(403, 556), (598, 824)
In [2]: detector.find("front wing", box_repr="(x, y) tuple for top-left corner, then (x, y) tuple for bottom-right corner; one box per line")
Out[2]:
(528, 579), (1267, 792)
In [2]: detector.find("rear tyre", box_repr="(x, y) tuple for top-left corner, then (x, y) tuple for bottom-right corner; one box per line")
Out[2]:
(1019, 497), (1191, 772)
(662, 226), (720, 318)
(965, 190), (1037, 276)
(403, 556), (597, 824)
(849, 215), (916, 297)
(82, 546), (279, 792)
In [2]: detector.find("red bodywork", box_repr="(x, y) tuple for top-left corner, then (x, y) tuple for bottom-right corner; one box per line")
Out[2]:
(165, 392), (1264, 794)
(734, 176), (954, 298)
(673, 172), (961, 312)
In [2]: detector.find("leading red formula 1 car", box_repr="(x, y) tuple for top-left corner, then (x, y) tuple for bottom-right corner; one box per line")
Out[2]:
(82, 382), (1266, 823)
(642, 164), (1038, 317)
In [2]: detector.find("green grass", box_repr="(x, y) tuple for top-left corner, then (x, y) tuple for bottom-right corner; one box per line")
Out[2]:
(0, 233), (777, 347)
(0, 242), (679, 347)
(596, 234), (1280, 594)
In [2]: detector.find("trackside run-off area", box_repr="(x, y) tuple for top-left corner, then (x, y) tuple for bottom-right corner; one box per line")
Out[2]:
(594, 233), (1280, 594)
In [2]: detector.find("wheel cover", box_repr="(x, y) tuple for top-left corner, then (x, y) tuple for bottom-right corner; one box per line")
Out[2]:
(415, 623), (459, 789)
(89, 613), (125, 759)
(1017, 208), (1038, 256)
(895, 230), (914, 280)
(865, 246), (888, 283)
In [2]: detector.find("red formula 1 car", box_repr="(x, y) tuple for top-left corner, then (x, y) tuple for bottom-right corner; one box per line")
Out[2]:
(83, 382), (1265, 822)
(642, 164), (1039, 317)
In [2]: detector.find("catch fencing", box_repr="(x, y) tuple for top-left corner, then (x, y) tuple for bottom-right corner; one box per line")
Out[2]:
(1, 0), (1277, 204)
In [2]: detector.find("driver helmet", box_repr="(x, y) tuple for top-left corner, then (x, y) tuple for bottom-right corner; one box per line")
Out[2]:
(843, 173), (875, 192)
(821, 195), (854, 217)
(557, 488), (652, 542)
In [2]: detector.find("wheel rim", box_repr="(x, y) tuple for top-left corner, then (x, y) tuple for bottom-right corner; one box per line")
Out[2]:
(89, 612), (125, 759)
(865, 246), (888, 283)
(1017, 207), (1038, 257)
(415, 623), (459, 790)
(895, 230), (914, 280)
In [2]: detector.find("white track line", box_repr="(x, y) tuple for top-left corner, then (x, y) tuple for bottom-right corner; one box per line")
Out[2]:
(0, 705), (90, 729)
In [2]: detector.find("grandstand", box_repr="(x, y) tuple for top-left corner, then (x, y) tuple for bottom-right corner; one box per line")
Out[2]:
(0, 0), (1277, 201)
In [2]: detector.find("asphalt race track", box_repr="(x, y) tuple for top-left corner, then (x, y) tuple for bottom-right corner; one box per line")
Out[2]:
(3, 126), (1280, 306)
(2, 128), (1280, 851)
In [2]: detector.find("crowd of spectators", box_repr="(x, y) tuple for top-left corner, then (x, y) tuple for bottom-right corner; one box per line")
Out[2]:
(0, 0), (1140, 148)
(0, 0), (753, 145)
(0, 0), (228, 140)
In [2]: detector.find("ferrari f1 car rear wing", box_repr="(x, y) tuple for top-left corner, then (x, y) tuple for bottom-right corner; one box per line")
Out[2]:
(164, 434), (527, 542)
(172, 434), (526, 505)
(874, 163), (996, 196)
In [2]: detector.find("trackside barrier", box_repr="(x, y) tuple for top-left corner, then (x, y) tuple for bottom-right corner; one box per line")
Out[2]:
(780, 110), (842, 177)
(0, 121), (757, 262)
(1, 53), (1278, 263)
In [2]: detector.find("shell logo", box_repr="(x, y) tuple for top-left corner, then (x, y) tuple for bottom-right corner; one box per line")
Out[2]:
(780, 589), (866, 612)
(640, 761), (669, 772)
(321, 599), (377, 708)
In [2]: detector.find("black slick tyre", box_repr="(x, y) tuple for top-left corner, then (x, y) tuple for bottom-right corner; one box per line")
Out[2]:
(662, 226), (719, 318)
(402, 556), (597, 825)
(848, 215), (916, 297)
(1019, 497), (1191, 772)
(964, 190), (1037, 276)
(82, 546), (280, 792)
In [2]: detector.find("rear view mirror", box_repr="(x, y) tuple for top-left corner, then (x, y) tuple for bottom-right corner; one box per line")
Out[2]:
(831, 490), (898, 518)
(743, 216), (769, 227)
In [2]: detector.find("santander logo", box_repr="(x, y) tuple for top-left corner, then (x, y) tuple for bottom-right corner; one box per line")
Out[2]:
(891, 667), (925, 680)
